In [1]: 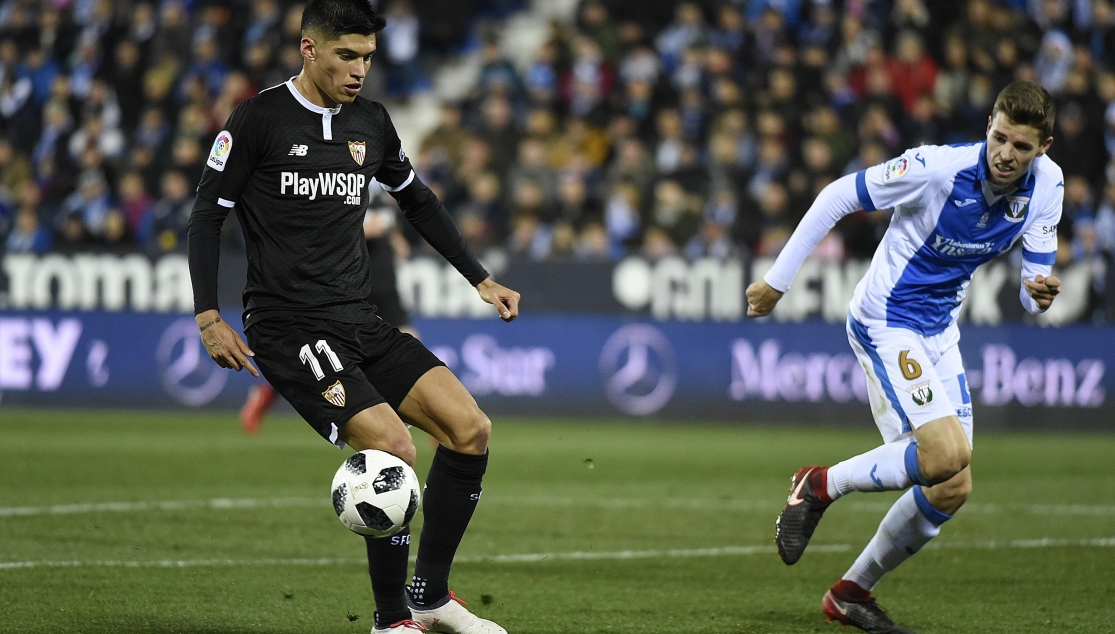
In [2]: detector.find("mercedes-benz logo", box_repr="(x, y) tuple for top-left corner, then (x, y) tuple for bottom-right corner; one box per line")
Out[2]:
(157, 318), (228, 406)
(598, 324), (678, 415)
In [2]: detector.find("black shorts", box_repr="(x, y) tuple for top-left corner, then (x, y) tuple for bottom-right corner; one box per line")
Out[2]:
(246, 314), (444, 446)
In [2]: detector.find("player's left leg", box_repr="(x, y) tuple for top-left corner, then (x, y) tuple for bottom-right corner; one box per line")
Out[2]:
(822, 343), (974, 634)
(360, 324), (503, 634)
(395, 367), (506, 634)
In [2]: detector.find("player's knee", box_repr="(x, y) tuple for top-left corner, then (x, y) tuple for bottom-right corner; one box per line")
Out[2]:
(946, 474), (973, 507)
(925, 469), (972, 515)
(444, 407), (491, 455)
(922, 440), (970, 485)
(388, 437), (418, 468)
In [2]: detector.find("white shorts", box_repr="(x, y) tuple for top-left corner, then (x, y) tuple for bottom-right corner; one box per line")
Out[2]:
(846, 316), (974, 446)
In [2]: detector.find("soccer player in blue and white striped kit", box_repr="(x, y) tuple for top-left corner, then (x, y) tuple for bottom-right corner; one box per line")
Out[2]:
(747, 81), (1064, 634)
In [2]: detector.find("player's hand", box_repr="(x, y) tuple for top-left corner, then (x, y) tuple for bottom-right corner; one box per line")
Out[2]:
(746, 279), (784, 317)
(476, 278), (520, 322)
(195, 310), (260, 377)
(1024, 274), (1061, 311)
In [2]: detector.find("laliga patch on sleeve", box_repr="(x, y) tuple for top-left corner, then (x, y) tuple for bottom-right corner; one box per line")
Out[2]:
(882, 156), (909, 182)
(207, 130), (233, 172)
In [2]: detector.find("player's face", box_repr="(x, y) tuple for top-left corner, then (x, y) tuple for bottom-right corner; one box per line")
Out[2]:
(984, 112), (1053, 186)
(305, 32), (376, 105)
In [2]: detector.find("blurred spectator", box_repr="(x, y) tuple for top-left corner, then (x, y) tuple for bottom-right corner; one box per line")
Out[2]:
(118, 172), (153, 234)
(1035, 29), (1073, 93)
(0, 137), (31, 196)
(60, 171), (112, 237)
(420, 104), (469, 175)
(67, 116), (124, 163)
(655, 3), (706, 73)
(102, 208), (133, 252)
(454, 171), (505, 248)
(507, 210), (551, 261)
(143, 170), (193, 252)
(477, 39), (521, 101)
(603, 180), (641, 256)
(382, 0), (421, 100)
(1049, 102), (1107, 186)
(5, 206), (51, 254)
(56, 211), (91, 252)
(476, 96), (519, 176)
(575, 221), (610, 260)
(650, 179), (701, 247)
(578, 1), (620, 62)
(642, 225), (678, 259)
(889, 31), (938, 113)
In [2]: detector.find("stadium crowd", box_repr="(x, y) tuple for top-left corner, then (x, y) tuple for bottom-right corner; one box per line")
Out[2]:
(0, 0), (1113, 316)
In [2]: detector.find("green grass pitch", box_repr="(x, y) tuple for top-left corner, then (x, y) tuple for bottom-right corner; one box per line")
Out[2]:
(0, 409), (1113, 633)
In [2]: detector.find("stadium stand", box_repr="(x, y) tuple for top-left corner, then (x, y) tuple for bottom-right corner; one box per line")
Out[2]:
(0, 0), (1112, 321)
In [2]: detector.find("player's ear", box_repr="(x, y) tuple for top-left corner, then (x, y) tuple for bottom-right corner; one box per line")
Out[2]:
(300, 36), (316, 63)
(1037, 135), (1053, 156)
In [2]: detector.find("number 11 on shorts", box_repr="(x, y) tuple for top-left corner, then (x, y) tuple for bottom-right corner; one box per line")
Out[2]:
(299, 340), (344, 380)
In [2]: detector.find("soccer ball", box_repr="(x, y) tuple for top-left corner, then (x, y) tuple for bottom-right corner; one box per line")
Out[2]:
(331, 450), (421, 537)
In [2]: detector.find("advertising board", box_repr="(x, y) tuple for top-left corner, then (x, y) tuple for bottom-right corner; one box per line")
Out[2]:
(1, 311), (1109, 429)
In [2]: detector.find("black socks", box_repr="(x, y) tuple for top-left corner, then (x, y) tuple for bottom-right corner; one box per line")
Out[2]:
(409, 445), (488, 607)
(365, 527), (411, 628)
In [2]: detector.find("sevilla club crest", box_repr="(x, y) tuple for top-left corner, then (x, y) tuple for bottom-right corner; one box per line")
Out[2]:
(348, 141), (366, 166)
(322, 380), (347, 407)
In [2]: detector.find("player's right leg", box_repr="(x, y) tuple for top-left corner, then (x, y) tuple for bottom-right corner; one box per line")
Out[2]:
(245, 316), (422, 633)
(776, 319), (970, 565)
(341, 406), (427, 634)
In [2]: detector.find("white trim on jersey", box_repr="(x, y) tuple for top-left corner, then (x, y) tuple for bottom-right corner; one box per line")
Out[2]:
(217, 198), (235, 208)
(378, 170), (415, 192)
(284, 79), (341, 141)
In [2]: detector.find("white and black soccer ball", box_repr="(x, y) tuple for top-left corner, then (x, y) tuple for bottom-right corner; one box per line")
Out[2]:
(330, 450), (421, 537)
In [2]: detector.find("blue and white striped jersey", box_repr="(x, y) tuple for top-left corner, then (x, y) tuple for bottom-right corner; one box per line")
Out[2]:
(848, 142), (1062, 335)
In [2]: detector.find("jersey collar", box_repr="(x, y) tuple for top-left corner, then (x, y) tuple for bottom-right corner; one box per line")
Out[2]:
(285, 78), (342, 115)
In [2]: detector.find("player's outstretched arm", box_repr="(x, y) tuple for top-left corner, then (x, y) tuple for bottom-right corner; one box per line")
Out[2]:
(747, 172), (863, 317)
(476, 277), (521, 322)
(194, 309), (260, 377)
(384, 172), (525, 322)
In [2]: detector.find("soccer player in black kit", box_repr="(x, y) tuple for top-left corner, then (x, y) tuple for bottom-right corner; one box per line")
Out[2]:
(187, 2), (518, 632)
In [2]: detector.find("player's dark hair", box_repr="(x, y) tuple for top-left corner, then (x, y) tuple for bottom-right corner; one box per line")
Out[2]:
(992, 80), (1056, 141)
(301, 0), (386, 40)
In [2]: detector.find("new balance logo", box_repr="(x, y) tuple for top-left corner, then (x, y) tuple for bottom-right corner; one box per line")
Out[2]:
(954, 198), (978, 207)
(289, 144), (308, 156)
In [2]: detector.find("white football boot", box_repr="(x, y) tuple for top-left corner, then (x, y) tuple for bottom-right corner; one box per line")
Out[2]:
(409, 591), (507, 634)
(372, 618), (427, 633)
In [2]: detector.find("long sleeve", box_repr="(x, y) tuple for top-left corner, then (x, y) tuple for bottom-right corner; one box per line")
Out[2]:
(1019, 258), (1054, 314)
(187, 99), (260, 314)
(1018, 172), (1063, 314)
(187, 198), (230, 313)
(763, 173), (864, 292)
(388, 176), (489, 286)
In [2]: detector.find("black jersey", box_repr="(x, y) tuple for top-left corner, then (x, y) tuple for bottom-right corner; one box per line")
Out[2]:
(188, 79), (487, 328)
